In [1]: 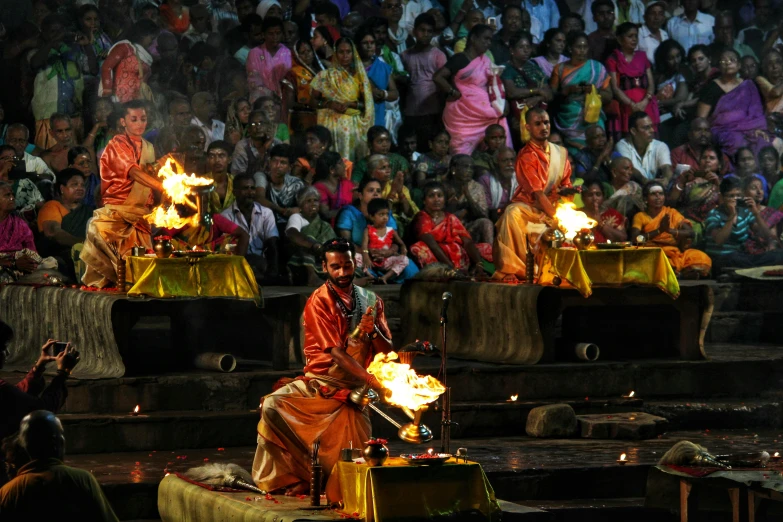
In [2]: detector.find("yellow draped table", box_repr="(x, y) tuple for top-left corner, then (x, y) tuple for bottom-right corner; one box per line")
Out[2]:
(537, 246), (680, 299)
(330, 457), (501, 522)
(126, 255), (261, 305)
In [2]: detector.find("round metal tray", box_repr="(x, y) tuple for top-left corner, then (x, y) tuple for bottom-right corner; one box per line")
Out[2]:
(399, 453), (452, 465)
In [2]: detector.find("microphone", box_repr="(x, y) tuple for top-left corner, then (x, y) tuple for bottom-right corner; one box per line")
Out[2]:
(440, 292), (452, 323)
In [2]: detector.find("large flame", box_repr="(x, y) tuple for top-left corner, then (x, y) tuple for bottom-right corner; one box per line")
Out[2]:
(145, 158), (214, 228)
(368, 351), (445, 411)
(554, 202), (597, 241)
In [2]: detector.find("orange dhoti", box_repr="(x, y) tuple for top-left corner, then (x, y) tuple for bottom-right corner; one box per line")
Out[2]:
(80, 182), (153, 287)
(252, 378), (371, 493)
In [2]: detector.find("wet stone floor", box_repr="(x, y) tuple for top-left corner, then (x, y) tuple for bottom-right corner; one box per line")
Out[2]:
(66, 428), (783, 486)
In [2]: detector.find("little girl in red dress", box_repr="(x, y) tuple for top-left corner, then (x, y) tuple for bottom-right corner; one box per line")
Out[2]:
(359, 199), (409, 283)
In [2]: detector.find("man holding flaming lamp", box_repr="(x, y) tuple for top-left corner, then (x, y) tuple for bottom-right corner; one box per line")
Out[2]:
(252, 238), (393, 496)
(81, 100), (164, 287)
(493, 107), (579, 281)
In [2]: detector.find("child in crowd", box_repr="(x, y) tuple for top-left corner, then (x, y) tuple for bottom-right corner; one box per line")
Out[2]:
(471, 124), (507, 176)
(360, 198), (409, 283)
(401, 14), (447, 140)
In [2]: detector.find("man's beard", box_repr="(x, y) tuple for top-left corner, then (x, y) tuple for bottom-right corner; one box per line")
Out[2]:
(328, 271), (354, 289)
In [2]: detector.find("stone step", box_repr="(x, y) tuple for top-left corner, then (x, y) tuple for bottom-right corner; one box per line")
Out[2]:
(3, 343), (780, 416)
(57, 397), (648, 454)
(705, 311), (783, 344)
(518, 498), (674, 522)
(643, 399), (783, 430)
(710, 281), (783, 313)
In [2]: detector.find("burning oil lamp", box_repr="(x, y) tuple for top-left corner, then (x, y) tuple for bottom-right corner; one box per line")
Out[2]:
(772, 452), (781, 462)
(617, 453), (628, 465)
(508, 394), (519, 402)
(349, 351), (445, 445)
(131, 405), (140, 416)
(622, 391), (635, 399)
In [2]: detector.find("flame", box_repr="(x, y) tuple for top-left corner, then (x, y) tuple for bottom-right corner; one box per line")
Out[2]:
(554, 202), (597, 241)
(367, 351), (445, 411)
(619, 453), (627, 461)
(145, 158), (214, 228)
(629, 391), (635, 398)
(775, 452), (780, 458)
(510, 394), (519, 402)
(133, 405), (140, 414)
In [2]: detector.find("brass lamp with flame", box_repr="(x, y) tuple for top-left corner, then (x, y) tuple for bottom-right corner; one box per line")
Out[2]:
(191, 184), (215, 232)
(349, 349), (444, 445)
(348, 384), (435, 444)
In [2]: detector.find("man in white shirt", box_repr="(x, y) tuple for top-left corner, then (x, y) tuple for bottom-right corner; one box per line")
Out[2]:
(614, 111), (673, 184)
(666, 0), (714, 53)
(524, 0), (559, 41)
(221, 174), (279, 281)
(637, 2), (668, 64)
(5, 124), (54, 180)
(181, 4), (211, 48)
(191, 91), (225, 150)
(401, 0), (434, 35)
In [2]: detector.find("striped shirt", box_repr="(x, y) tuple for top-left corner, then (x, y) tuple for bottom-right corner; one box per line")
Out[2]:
(704, 207), (756, 256)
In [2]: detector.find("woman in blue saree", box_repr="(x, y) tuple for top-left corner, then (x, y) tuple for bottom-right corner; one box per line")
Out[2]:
(356, 26), (399, 129)
(550, 32), (612, 153)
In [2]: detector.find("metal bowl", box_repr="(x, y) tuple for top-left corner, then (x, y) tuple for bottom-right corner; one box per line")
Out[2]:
(173, 250), (211, 258)
(400, 453), (452, 465)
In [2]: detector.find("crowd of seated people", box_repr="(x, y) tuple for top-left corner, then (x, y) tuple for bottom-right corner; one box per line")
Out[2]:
(4, 0), (783, 285)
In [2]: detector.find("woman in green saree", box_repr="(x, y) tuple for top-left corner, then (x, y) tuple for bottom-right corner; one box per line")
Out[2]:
(286, 186), (337, 285)
(36, 168), (95, 279)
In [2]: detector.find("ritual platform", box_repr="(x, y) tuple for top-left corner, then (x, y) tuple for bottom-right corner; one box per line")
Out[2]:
(2, 278), (783, 521)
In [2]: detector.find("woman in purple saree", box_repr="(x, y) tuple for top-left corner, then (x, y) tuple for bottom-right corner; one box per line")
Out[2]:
(697, 48), (780, 158)
(433, 24), (511, 155)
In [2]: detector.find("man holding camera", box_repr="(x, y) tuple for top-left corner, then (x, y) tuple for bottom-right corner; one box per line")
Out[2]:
(704, 177), (783, 274)
(4, 124), (54, 181)
(0, 325), (80, 441)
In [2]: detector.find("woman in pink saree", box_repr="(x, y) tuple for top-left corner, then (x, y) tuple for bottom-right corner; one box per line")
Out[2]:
(433, 24), (511, 155)
(606, 23), (659, 138)
(697, 48), (779, 158)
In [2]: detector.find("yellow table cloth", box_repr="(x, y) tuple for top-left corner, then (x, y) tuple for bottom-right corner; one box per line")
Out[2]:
(126, 255), (261, 305)
(538, 247), (680, 299)
(332, 457), (500, 522)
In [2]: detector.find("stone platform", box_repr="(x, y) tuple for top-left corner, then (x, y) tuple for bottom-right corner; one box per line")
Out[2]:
(3, 279), (783, 520)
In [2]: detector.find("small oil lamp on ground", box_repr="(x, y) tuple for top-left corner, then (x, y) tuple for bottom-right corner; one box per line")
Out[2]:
(617, 453), (628, 465)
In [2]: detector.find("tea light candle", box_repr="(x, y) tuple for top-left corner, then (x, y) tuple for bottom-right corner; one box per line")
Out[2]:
(617, 453), (628, 465)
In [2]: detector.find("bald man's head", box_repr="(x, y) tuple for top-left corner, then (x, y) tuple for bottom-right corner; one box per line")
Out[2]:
(19, 410), (65, 460)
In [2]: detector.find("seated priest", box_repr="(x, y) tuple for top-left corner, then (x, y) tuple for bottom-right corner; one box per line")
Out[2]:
(493, 107), (576, 280)
(252, 238), (392, 495)
(81, 100), (164, 288)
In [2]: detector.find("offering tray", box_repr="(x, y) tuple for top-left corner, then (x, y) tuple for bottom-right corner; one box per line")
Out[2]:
(399, 453), (452, 465)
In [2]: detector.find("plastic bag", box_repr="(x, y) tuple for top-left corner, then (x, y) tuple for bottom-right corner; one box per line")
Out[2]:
(584, 85), (601, 124)
(519, 104), (531, 143)
(487, 66), (506, 117)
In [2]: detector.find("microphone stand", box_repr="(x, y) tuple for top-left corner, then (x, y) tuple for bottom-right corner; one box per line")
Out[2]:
(440, 297), (455, 454)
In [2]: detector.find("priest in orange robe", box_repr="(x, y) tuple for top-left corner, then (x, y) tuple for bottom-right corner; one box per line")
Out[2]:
(493, 107), (576, 280)
(252, 238), (392, 495)
(81, 100), (164, 287)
